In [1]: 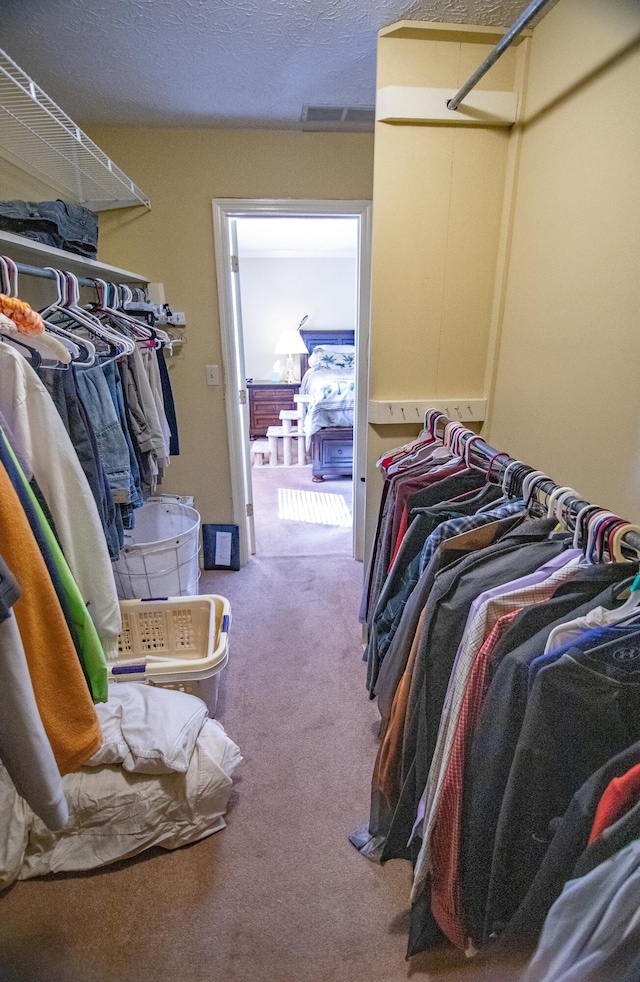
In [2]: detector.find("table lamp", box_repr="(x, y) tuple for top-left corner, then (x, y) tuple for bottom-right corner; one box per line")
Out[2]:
(274, 329), (308, 383)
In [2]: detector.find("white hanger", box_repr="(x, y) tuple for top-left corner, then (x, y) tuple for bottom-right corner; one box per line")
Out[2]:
(546, 486), (579, 525)
(41, 268), (132, 364)
(521, 470), (551, 507)
(0, 258), (73, 368)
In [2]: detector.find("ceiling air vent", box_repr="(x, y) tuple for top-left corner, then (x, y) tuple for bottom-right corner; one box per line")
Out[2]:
(301, 105), (375, 132)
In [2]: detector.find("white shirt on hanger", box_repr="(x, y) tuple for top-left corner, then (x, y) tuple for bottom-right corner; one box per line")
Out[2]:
(0, 343), (121, 659)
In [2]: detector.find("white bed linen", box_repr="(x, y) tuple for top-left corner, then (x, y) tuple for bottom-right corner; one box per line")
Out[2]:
(0, 685), (241, 887)
(300, 366), (355, 443)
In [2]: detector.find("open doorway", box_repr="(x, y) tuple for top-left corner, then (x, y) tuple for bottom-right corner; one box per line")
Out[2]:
(213, 199), (371, 567)
(237, 215), (357, 558)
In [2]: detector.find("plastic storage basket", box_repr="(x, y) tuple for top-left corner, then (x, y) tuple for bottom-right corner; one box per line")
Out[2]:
(113, 499), (201, 600)
(110, 595), (230, 715)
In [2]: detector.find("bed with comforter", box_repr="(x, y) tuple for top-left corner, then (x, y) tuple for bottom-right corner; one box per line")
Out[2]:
(299, 329), (355, 481)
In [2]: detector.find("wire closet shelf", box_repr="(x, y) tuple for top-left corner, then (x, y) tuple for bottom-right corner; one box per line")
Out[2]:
(0, 48), (150, 212)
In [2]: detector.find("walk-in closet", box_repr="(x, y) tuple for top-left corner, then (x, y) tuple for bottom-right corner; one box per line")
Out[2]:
(0, 0), (638, 980)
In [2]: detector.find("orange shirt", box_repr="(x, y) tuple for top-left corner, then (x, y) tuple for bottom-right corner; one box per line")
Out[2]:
(0, 461), (101, 774)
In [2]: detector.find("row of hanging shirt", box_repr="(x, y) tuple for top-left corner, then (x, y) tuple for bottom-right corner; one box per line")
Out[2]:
(0, 256), (180, 559)
(0, 257), (181, 835)
(354, 411), (640, 980)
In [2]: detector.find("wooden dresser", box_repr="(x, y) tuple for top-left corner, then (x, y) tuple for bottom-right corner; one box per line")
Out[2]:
(247, 381), (300, 439)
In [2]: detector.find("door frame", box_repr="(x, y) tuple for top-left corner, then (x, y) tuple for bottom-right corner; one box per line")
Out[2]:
(212, 198), (372, 566)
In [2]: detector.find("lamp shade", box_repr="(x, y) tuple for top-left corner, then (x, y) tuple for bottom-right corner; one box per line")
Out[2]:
(274, 330), (308, 355)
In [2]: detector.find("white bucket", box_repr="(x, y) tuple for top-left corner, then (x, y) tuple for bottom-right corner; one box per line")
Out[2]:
(113, 500), (201, 600)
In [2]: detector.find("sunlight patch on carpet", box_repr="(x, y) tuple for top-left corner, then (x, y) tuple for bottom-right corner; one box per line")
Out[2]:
(277, 488), (352, 526)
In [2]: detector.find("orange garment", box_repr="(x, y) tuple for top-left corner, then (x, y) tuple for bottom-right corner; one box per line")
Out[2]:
(0, 294), (45, 334)
(0, 461), (101, 774)
(378, 609), (426, 803)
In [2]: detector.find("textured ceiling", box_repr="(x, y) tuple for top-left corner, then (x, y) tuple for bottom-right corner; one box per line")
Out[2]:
(2, 0), (540, 128)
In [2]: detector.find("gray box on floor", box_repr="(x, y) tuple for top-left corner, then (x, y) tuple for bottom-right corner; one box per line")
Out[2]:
(202, 524), (241, 570)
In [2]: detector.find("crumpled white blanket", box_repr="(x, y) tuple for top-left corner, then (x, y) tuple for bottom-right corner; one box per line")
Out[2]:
(0, 684), (241, 888)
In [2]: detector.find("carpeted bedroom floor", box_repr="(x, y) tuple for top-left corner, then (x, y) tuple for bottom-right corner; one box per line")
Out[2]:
(0, 470), (530, 982)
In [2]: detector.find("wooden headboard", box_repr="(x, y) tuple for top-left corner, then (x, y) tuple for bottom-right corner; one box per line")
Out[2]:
(299, 329), (355, 376)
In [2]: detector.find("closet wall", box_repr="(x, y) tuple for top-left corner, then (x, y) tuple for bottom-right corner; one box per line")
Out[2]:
(366, 0), (640, 560)
(83, 128), (374, 524)
(366, 23), (525, 557)
(485, 0), (640, 523)
(240, 256), (356, 381)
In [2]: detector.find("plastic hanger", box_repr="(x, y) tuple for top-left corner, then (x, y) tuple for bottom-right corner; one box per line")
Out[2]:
(0, 331), (42, 369)
(572, 504), (602, 551)
(583, 509), (618, 564)
(592, 514), (625, 563)
(443, 421), (466, 454)
(501, 459), (522, 497)
(94, 278), (170, 347)
(377, 407), (446, 470)
(545, 486), (579, 529)
(609, 523), (640, 563)
(0, 258), (72, 368)
(519, 469), (548, 505)
(41, 268), (129, 364)
(66, 272), (134, 355)
(462, 433), (484, 468)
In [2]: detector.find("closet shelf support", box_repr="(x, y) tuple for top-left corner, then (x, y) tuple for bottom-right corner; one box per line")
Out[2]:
(447, 0), (555, 112)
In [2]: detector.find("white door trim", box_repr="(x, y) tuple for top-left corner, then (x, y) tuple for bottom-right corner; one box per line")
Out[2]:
(212, 198), (372, 565)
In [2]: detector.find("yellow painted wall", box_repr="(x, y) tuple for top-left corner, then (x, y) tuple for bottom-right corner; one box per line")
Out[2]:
(78, 128), (374, 524)
(365, 25), (520, 557)
(486, 0), (640, 521)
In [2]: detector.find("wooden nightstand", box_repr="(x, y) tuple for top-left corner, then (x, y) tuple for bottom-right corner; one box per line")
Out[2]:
(247, 381), (300, 439)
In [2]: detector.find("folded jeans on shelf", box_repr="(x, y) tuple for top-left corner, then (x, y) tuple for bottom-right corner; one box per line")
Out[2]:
(0, 199), (98, 259)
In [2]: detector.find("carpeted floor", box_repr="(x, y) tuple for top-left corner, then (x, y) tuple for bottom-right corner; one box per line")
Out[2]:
(251, 463), (353, 557)
(0, 495), (529, 982)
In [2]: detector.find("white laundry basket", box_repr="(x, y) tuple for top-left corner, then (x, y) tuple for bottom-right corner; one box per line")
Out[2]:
(110, 595), (230, 715)
(113, 499), (201, 600)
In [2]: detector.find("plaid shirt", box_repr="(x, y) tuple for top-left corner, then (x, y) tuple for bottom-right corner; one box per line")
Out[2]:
(411, 553), (585, 907)
(429, 609), (522, 949)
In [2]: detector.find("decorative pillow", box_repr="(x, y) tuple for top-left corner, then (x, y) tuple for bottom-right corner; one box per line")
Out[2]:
(308, 344), (355, 371)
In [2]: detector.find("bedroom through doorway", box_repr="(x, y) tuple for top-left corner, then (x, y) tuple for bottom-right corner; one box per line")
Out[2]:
(213, 200), (372, 565)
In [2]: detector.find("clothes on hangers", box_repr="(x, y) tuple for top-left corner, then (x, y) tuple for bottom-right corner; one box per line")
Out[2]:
(0, 430), (107, 702)
(460, 573), (638, 953)
(0, 342), (121, 659)
(365, 483), (524, 694)
(156, 345), (180, 455)
(411, 550), (586, 898)
(0, 459), (101, 775)
(356, 419), (640, 970)
(523, 839), (640, 982)
(119, 345), (170, 494)
(38, 364), (122, 559)
(498, 736), (640, 949)
(0, 555), (68, 830)
(0, 273), (239, 876)
(588, 761), (640, 845)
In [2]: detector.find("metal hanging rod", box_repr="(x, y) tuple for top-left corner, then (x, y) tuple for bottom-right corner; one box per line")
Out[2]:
(11, 262), (97, 289)
(431, 423), (640, 555)
(447, 0), (555, 112)
(5, 261), (142, 290)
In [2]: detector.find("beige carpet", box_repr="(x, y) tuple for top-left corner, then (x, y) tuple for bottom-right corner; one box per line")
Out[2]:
(0, 531), (529, 980)
(251, 463), (353, 557)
